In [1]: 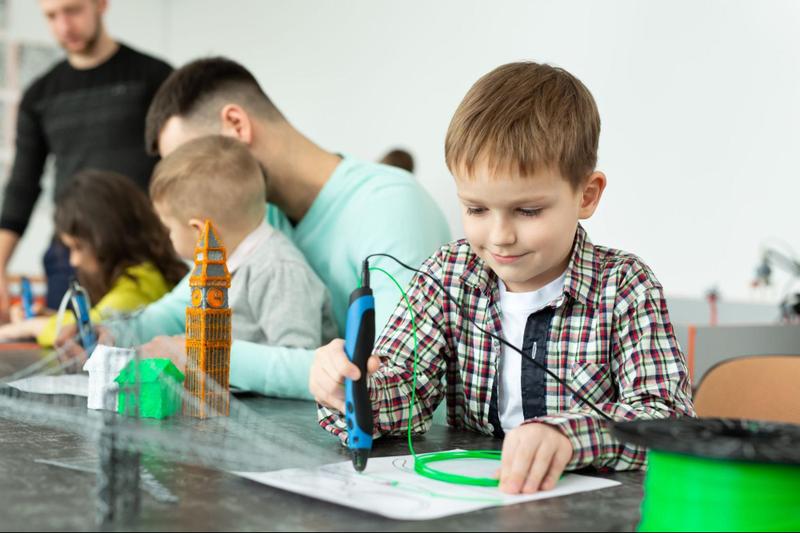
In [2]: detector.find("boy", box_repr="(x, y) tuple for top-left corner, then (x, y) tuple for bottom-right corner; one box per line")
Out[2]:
(310, 62), (695, 494)
(124, 134), (338, 366)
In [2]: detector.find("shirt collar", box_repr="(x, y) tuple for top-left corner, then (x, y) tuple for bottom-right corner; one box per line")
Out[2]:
(459, 250), (497, 296)
(560, 224), (599, 307)
(460, 224), (599, 307)
(226, 220), (273, 273)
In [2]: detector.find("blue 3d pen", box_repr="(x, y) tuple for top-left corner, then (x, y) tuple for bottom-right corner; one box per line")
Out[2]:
(344, 261), (375, 472)
(20, 276), (34, 319)
(69, 280), (98, 356)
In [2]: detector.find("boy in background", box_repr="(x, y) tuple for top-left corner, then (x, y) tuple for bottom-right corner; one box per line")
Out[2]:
(127, 135), (337, 368)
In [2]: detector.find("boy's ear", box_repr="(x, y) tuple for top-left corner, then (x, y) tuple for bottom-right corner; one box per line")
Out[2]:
(578, 171), (607, 219)
(188, 218), (205, 237)
(219, 104), (254, 145)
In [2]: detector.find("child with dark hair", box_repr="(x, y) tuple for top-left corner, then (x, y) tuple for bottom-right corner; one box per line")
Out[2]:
(0, 170), (187, 346)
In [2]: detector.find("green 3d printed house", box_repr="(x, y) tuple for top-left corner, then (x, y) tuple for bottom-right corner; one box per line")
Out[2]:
(115, 359), (185, 419)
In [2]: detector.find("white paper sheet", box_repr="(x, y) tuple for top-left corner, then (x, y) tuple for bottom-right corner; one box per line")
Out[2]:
(235, 450), (621, 520)
(5, 374), (89, 396)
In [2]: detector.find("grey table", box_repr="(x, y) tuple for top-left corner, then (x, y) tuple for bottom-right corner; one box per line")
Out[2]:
(0, 349), (644, 531)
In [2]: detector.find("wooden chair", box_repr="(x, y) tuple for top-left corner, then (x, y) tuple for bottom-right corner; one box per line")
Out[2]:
(694, 355), (800, 424)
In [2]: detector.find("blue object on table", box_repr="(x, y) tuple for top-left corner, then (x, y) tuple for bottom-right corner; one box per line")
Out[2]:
(20, 277), (34, 319)
(69, 280), (97, 356)
(344, 266), (375, 472)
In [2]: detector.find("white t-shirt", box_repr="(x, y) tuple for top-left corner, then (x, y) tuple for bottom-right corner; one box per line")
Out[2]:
(498, 272), (566, 432)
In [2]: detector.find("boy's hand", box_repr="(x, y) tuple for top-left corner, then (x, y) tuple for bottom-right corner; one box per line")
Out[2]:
(499, 423), (573, 494)
(309, 339), (380, 413)
(138, 335), (187, 372)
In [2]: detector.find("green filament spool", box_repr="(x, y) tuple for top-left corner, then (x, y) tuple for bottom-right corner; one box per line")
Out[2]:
(613, 418), (800, 532)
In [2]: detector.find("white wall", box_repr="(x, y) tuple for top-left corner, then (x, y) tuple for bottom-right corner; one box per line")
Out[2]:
(5, 0), (800, 305)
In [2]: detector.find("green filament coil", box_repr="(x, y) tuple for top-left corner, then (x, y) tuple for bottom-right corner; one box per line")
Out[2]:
(640, 451), (800, 531)
(613, 418), (800, 532)
(369, 267), (501, 487)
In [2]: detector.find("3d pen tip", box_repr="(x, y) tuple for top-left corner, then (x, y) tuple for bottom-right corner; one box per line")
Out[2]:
(352, 450), (369, 472)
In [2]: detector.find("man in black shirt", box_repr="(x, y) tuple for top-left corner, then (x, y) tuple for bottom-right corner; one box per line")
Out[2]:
(0, 0), (172, 319)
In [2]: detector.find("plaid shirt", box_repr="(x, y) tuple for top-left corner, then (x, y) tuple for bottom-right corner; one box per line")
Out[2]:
(319, 225), (695, 471)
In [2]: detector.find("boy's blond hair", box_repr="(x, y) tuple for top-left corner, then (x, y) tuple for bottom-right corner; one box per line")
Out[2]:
(150, 135), (265, 228)
(445, 61), (600, 188)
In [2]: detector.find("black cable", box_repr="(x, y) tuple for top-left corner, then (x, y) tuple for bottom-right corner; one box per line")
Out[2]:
(365, 253), (614, 423)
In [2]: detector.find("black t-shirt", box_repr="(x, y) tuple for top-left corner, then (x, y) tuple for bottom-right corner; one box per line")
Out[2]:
(0, 43), (172, 235)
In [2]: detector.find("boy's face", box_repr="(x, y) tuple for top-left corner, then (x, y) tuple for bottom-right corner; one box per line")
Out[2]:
(455, 162), (605, 293)
(153, 202), (200, 260)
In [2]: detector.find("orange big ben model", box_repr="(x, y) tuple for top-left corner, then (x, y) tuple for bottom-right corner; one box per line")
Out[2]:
(185, 220), (232, 418)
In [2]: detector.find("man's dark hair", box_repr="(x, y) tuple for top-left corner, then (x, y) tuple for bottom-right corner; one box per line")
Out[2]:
(380, 148), (415, 173)
(145, 57), (284, 155)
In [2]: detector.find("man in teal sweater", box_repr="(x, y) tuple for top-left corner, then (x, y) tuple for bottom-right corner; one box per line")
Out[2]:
(77, 57), (450, 399)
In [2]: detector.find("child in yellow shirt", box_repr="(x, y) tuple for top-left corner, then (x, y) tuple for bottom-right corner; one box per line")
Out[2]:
(0, 170), (187, 347)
